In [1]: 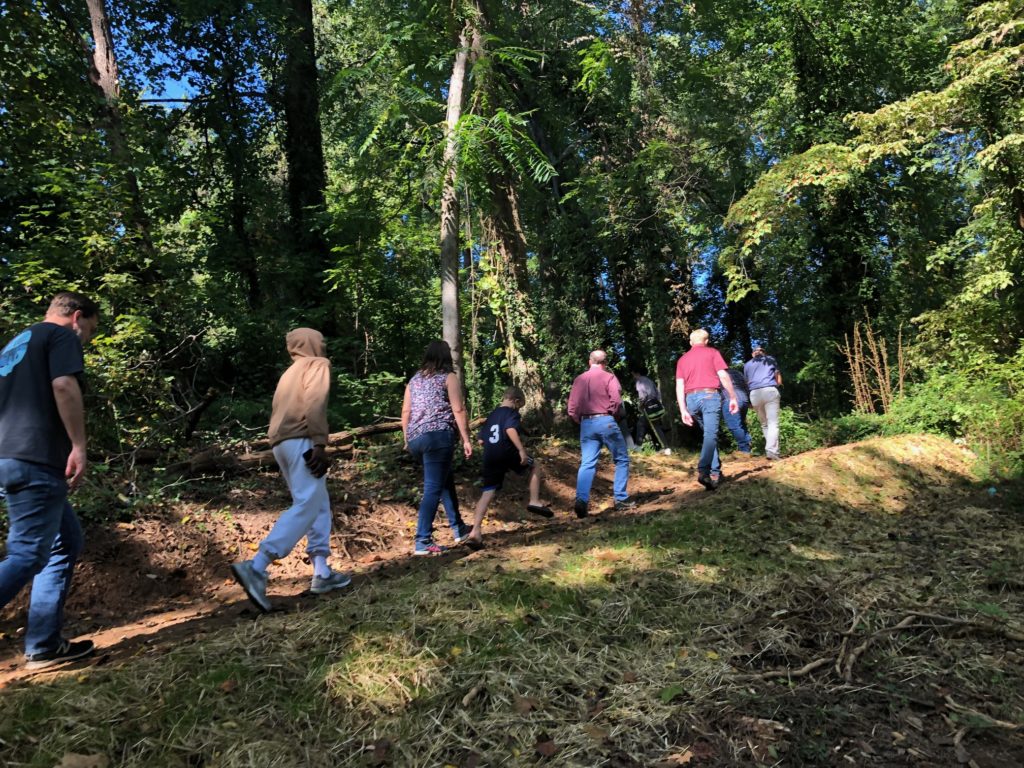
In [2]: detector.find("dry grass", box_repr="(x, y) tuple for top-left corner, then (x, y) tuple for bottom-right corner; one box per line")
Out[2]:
(1, 435), (1023, 767)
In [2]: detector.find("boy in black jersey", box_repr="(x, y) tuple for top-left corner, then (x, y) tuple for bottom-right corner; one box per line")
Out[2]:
(464, 387), (552, 549)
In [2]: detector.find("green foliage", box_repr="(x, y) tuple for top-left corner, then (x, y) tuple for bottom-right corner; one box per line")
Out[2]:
(886, 362), (1024, 478)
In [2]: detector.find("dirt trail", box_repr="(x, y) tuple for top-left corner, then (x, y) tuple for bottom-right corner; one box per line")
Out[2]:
(1, 445), (766, 687)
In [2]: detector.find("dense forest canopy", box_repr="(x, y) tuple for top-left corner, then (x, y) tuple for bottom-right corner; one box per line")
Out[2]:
(1, 0), (1021, 465)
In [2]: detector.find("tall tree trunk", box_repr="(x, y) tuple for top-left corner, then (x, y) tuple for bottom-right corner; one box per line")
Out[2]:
(85, 0), (157, 268)
(440, 23), (472, 384)
(282, 0), (329, 310)
(481, 178), (552, 427)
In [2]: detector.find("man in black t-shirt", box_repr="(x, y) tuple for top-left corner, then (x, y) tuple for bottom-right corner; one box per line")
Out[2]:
(463, 387), (553, 549)
(0, 292), (99, 669)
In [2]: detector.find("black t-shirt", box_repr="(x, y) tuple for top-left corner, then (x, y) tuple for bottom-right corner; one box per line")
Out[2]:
(0, 322), (85, 471)
(478, 406), (522, 460)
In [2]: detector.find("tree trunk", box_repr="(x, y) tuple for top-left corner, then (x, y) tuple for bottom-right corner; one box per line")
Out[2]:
(481, 179), (553, 427)
(282, 0), (329, 310)
(440, 23), (472, 384)
(85, 0), (157, 268)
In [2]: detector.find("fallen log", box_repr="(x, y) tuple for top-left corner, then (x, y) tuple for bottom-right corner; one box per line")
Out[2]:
(163, 417), (483, 477)
(164, 424), (388, 477)
(173, 443), (355, 476)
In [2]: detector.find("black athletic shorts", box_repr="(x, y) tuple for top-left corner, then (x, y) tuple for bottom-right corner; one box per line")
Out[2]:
(481, 453), (533, 492)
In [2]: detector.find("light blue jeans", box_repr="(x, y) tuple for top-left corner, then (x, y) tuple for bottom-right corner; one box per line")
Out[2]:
(575, 415), (630, 503)
(259, 438), (333, 561)
(686, 392), (722, 477)
(0, 458), (84, 657)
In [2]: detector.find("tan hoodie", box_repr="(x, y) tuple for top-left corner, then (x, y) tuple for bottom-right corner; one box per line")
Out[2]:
(267, 328), (331, 447)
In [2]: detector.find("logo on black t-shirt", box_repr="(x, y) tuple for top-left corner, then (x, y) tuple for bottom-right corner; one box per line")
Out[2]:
(0, 330), (30, 376)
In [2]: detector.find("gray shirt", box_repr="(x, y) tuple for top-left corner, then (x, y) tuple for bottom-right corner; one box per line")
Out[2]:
(634, 375), (661, 406)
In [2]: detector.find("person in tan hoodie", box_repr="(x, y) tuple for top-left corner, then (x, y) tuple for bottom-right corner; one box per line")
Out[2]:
(230, 328), (350, 612)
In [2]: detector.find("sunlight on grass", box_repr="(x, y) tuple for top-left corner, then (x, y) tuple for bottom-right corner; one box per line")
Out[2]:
(322, 633), (442, 718)
(787, 543), (842, 561)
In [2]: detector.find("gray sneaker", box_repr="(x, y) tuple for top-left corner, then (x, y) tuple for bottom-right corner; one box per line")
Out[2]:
(230, 560), (271, 613)
(310, 570), (352, 594)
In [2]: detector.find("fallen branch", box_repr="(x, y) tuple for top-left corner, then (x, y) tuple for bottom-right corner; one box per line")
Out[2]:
(740, 656), (835, 681)
(945, 695), (1022, 731)
(843, 615), (917, 682)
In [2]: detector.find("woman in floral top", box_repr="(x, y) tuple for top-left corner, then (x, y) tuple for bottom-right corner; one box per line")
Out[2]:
(401, 340), (474, 555)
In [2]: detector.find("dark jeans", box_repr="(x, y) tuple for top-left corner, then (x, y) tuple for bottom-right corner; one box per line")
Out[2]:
(0, 458), (84, 656)
(721, 395), (752, 452)
(408, 430), (466, 547)
(685, 392), (722, 476)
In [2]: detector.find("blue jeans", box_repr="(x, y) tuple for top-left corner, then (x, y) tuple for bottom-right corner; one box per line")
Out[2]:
(0, 458), (84, 656)
(576, 415), (630, 502)
(721, 395), (751, 453)
(686, 392), (722, 476)
(408, 430), (466, 547)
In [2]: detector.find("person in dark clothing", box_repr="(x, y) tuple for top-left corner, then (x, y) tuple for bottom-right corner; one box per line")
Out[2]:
(464, 387), (552, 549)
(721, 367), (752, 458)
(0, 292), (99, 669)
(630, 368), (671, 453)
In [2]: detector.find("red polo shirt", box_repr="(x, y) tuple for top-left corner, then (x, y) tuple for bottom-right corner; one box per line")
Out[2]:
(675, 346), (728, 392)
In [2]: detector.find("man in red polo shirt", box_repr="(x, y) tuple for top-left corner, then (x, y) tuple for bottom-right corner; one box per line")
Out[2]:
(675, 329), (739, 490)
(567, 350), (633, 517)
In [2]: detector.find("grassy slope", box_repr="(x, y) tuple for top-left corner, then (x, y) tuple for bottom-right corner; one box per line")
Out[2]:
(1, 435), (1022, 767)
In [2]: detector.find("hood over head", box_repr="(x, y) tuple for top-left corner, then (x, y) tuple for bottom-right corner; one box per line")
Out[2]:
(286, 327), (326, 360)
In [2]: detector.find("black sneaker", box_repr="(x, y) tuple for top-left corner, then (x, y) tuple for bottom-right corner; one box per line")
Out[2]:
(574, 499), (589, 518)
(697, 474), (715, 491)
(25, 639), (95, 670)
(614, 498), (638, 510)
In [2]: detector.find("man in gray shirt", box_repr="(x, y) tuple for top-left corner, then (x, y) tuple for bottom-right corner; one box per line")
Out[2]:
(630, 368), (670, 453)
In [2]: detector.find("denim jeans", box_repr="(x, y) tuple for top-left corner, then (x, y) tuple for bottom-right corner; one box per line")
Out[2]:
(750, 386), (781, 459)
(259, 437), (333, 562)
(721, 394), (752, 453)
(408, 429), (466, 547)
(0, 458), (84, 656)
(686, 392), (722, 476)
(576, 415), (630, 502)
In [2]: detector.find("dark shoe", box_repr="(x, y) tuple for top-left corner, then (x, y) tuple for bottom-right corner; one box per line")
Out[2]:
(709, 473), (721, 490)
(231, 560), (272, 613)
(414, 542), (448, 556)
(614, 498), (638, 510)
(574, 499), (589, 518)
(310, 570), (352, 594)
(453, 524), (473, 543)
(25, 639), (95, 670)
(526, 504), (554, 518)
(697, 474), (715, 491)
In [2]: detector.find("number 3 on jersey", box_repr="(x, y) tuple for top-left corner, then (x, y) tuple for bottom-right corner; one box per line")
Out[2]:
(488, 424), (500, 444)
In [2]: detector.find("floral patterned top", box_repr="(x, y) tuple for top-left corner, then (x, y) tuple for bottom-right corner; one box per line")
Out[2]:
(406, 371), (454, 442)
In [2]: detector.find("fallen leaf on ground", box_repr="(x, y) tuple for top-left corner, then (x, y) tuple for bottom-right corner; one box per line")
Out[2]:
(514, 696), (540, 714)
(55, 755), (109, 768)
(654, 749), (694, 766)
(218, 679), (237, 693)
(622, 670), (638, 683)
(534, 735), (559, 758)
(583, 724), (610, 742)
(659, 684), (687, 704)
